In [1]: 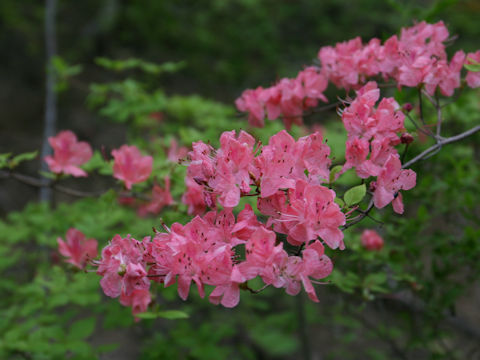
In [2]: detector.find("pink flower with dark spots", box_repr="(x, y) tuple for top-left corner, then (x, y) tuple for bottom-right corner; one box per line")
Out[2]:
(278, 180), (346, 249)
(97, 234), (148, 298)
(44, 130), (92, 177)
(57, 228), (98, 269)
(361, 229), (384, 251)
(112, 145), (153, 190)
(373, 154), (416, 214)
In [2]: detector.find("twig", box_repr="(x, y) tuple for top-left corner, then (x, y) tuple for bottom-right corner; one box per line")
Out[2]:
(0, 169), (151, 199)
(402, 125), (480, 169)
(404, 113), (434, 138)
(341, 199), (375, 230)
(435, 93), (442, 137)
(418, 88), (425, 126)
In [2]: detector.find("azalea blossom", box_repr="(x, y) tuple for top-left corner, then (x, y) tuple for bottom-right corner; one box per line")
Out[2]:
(57, 228), (98, 269)
(112, 145), (153, 190)
(361, 229), (384, 251)
(44, 130), (92, 177)
(373, 154), (416, 214)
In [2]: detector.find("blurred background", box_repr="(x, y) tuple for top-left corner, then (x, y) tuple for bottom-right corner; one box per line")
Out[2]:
(1, 0), (480, 359)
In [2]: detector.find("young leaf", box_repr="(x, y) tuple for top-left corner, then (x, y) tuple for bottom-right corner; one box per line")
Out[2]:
(329, 165), (343, 184)
(344, 184), (366, 206)
(157, 310), (189, 320)
(135, 310), (189, 320)
(0, 153), (11, 169)
(10, 151), (38, 167)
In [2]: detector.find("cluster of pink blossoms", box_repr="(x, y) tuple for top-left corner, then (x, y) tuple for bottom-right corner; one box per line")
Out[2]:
(341, 81), (416, 213)
(94, 204), (332, 310)
(182, 130), (346, 247)
(235, 66), (328, 129)
(236, 21), (480, 128)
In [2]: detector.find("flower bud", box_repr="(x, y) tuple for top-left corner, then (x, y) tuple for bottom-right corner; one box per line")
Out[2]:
(361, 230), (384, 251)
(403, 103), (413, 112)
(369, 181), (377, 192)
(400, 133), (414, 144)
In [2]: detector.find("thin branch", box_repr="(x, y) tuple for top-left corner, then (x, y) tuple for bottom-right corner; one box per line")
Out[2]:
(402, 125), (480, 169)
(404, 113), (435, 138)
(421, 90), (443, 138)
(0, 170), (149, 199)
(341, 199), (375, 230)
(418, 88), (425, 126)
(435, 93), (442, 137)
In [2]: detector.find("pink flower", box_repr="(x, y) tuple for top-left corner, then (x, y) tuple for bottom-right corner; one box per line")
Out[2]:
(373, 154), (416, 214)
(57, 228), (98, 269)
(119, 289), (151, 319)
(97, 234), (148, 298)
(182, 177), (212, 215)
(138, 177), (174, 216)
(235, 87), (265, 127)
(361, 229), (384, 251)
(112, 145), (153, 190)
(44, 130), (92, 177)
(277, 180), (346, 249)
(466, 51), (480, 88)
(167, 138), (188, 163)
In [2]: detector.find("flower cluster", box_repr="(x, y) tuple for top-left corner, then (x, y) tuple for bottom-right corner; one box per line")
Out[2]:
(94, 204), (333, 311)
(235, 66), (328, 129)
(236, 21), (480, 128)
(340, 81), (416, 213)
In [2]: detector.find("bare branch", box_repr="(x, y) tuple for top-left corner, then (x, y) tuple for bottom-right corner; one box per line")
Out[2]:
(402, 125), (480, 169)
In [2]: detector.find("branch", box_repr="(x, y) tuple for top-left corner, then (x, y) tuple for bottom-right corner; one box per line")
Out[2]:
(402, 125), (480, 169)
(341, 198), (375, 230)
(0, 170), (148, 199)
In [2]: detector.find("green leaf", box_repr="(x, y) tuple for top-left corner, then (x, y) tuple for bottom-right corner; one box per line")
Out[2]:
(68, 317), (96, 340)
(0, 153), (11, 168)
(135, 310), (189, 320)
(95, 57), (186, 75)
(465, 57), (480, 72)
(344, 184), (366, 206)
(10, 151), (38, 168)
(464, 63), (480, 72)
(329, 165), (343, 184)
(334, 197), (345, 208)
(134, 311), (159, 320)
(157, 310), (189, 320)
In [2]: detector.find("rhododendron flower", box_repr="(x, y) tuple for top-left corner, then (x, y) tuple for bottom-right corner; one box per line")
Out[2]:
(57, 228), (98, 269)
(97, 234), (149, 298)
(361, 229), (384, 251)
(166, 138), (188, 163)
(119, 289), (151, 319)
(272, 180), (346, 249)
(112, 145), (153, 190)
(138, 177), (174, 216)
(44, 130), (92, 177)
(373, 154), (416, 214)
(465, 51), (480, 88)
